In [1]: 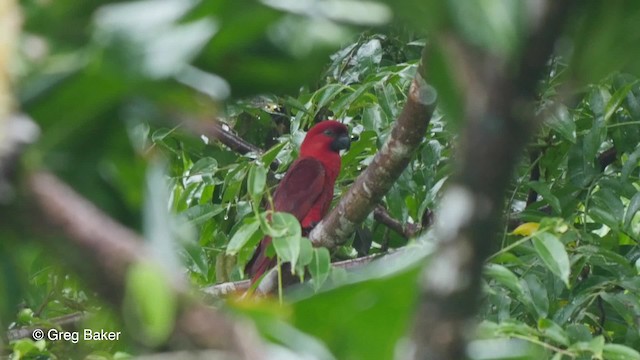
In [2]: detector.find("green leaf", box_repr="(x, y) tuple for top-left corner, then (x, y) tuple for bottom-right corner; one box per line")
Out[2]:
(537, 318), (569, 346)
(189, 157), (218, 176)
(293, 264), (420, 360)
(222, 164), (248, 203)
(605, 80), (639, 122)
(270, 212), (302, 269)
(314, 84), (347, 114)
(583, 119), (607, 162)
(466, 338), (546, 359)
(568, 140), (598, 187)
(484, 263), (523, 295)
(603, 344), (640, 360)
(600, 292), (640, 325)
(532, 232), (571, 287)
(226, 218), (261, 255)
(151, 128), (176, 143)
(528, 181), (562, 213)
(589, 189), (624, 230)
(566, 324), (593, 344)
(247, 163), (267, 200)
(546, 105), (576, 143)
(261, 141), (287, 168)
(621, 145), (640, 181)
(376, 81), (400, 119)
(124, 262), (177, 346)
(586, 335), (605, 357)
(11, 338), (48, 358)
(297, 237), (314, 265)
(180, 203), (224, 225)
(523, 274), (549, 319)
(309, 248), (331, 291)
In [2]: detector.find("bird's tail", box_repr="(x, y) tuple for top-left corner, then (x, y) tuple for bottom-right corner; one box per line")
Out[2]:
(245, 236), (276, 283)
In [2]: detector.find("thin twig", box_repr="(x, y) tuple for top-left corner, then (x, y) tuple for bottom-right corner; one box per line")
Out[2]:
(373, 205), (422, 239)
(184, 119), (280, 170)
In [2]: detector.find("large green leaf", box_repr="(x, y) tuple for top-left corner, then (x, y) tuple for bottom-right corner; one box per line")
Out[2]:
(292, 266), (421, 360)
(532, 232), (571, 287)
(270, 212), (302, 270)
(226, 217), (262, 255)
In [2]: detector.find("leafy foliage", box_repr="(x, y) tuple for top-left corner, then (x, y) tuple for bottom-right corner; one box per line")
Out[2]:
(3, 0), (640, 359)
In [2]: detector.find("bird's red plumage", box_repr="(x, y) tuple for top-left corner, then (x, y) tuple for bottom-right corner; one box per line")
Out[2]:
(245, 121), (349, 283)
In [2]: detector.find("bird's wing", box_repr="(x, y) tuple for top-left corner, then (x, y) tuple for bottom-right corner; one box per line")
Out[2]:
(272, 157), (326, 221)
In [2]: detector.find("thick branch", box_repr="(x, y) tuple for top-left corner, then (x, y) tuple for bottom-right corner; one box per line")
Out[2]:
(204, 250), (392, 297)
(411, 2), (576, 359)
(23, 171), (263, 358)
(28, 172), (147, 296)
(309, 48), (436, 248)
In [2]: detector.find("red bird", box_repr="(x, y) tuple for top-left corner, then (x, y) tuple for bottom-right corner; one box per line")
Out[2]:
(245, 120), (350, 282)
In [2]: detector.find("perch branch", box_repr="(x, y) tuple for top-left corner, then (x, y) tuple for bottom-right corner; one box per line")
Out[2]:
(309, 47), (436, 248)
(9, 249), (397, 342)
(185, 117), (424, 241)
(204, 250), (391, 297)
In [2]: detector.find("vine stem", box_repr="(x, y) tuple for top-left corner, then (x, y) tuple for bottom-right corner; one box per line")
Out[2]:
(489, 227), (550, 261)
(277, 257), (283, 304)
(509, 334), (576, 358)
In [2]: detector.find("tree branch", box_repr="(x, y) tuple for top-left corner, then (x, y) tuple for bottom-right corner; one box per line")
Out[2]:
(373, 205), (422, 239)
(598, 146), (617, 171)
(184, 119), (280, 170)
(6, 312), (87, 342)
(309, 47), (436, 248)
(410, 2), (576, 359)
(203, 249), (393, 297)
(22, 171), (264, 358)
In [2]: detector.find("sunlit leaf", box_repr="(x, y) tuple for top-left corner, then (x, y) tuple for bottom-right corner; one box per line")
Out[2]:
(512, 222), (539, 236)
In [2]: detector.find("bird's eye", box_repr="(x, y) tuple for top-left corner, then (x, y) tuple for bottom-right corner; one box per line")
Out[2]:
(323, 129), (334, 136)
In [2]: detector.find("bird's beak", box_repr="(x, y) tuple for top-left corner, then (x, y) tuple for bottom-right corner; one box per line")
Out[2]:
(331, 133), (351, 152)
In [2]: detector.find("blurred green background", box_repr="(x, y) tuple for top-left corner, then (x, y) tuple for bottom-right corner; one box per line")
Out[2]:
(2, 0), (640, 359)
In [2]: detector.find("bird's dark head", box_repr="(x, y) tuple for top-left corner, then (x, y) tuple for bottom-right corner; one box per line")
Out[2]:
(301, 121), (351, 156)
